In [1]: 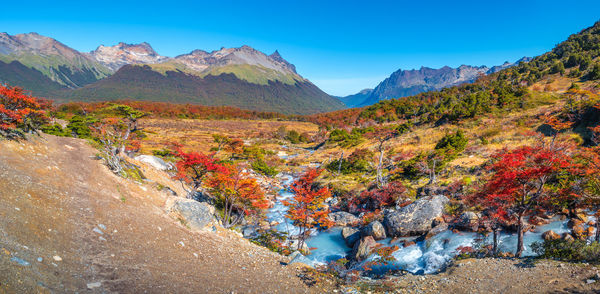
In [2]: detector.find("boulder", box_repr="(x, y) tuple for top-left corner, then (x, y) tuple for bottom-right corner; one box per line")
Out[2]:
(542, 230), (561, 241)
(383, 195), (449, 237)
(529, 215), (547, 226)
(361, 221), (386, 240)
(587, 227), (595, 238)
(328, 211), (360, 227)
(288, 240), (310, 252)
(455, 211), (480, 231)
(288, 251), (314, 268)
(341, 227), (361, 247)
(134, 155), (172, 171)
(562, 233), (575, 242)
(575, 213), (588, 223)
(425, 222), (449, 240)
(403, 240), (416, 247)
(351, 236), (377, 261)
(165, 197), (215, 231)
(568, 218), (584, 229)
(573, 225), (586, 240)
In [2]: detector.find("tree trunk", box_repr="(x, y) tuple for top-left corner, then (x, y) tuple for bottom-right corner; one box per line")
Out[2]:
(377, 144), (384, 187)
(596, 212), (600, 243)
(429, 160), (437, 184)
(337, 151), (344, 175)
(515, 214), (525, 258)
(493, 227), (499, 256)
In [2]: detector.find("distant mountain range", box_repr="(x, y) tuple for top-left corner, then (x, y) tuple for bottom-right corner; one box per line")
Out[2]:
(338, 57), (532, 107)
(0, 32), (345, 115)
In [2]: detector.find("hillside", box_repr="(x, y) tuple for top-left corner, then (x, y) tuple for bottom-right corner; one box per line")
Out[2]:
(313, 21), (600, 127)
(0, 134), (322, 293)
(55, 64), (344, 115)
(0, 32), (111, 88)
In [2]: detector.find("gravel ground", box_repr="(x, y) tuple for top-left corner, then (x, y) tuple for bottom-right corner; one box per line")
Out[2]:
(346, 258), (600, 293)
(0, 135), (326, 293)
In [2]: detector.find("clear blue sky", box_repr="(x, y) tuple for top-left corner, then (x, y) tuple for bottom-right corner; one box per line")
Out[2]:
(1, 0), (599, 96)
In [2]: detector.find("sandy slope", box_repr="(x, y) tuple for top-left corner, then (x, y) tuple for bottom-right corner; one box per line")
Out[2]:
(0, 134), (321, 293)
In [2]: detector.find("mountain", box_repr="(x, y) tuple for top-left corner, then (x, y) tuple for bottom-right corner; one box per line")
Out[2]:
(335, 89), (373, 108)
(0, 32), (111, 89)
(339, 58), (530, 107)
(56, 64), (344, 115)
(487, 57), (532, 74)
(89, 42), (169, 71)
(0, 33), (345, 115)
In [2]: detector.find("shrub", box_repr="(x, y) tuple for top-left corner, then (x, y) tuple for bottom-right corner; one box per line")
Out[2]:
(328, 129), (364, 148)
(249, 229), (290, 255)
(65, 115), (94, 139)
(41, 123), (69, 136)
(532, 239), (600, 262)
(153, 148), (174, 157)
(326, 148), (373, 174)
(589, 63), (600, 80)
(285, 129), (300, 143)
(435, 130), (468, 154)
(0, 84), (49, 139)
(251, 158), (278, 177)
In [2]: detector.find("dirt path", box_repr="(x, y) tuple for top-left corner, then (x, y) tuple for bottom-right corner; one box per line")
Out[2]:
(0, 135), (323, 293)
(352, 258), (600, 293)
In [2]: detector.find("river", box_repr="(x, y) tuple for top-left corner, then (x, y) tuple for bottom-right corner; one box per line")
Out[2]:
(265, 173), (590, 274)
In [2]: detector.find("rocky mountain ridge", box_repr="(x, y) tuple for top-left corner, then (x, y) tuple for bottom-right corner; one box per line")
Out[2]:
(339, 57), (531, 107)
(89, 42), (169, 71)
(0, 32), (344, 114)
(0, 32), (304, 87)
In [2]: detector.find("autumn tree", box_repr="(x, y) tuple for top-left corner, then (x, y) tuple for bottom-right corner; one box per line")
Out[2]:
(571, 125), (600, 241)
(90, 105), (147, 174)
(465, 186), (512, 256)
(283, 169), (333, 250)
(212, 134), (231, 154)
(91, 118), (133, 174)
(365, 123), (410, 187)
(226, 138), (244, 159)
(545, 116), (573, 145)
(473, 145), (574, 257)
(0, 84), (49, 139)
(98, 104), (147, 154)
(349, 181), (408, 213)
(172, 146), (227, 198)
(206, 164), (269, 228)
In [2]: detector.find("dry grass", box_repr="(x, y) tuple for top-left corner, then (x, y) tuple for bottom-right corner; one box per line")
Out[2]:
(138, 118), (318, 153)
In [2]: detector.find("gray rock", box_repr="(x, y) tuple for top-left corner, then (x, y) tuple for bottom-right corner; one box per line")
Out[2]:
(361, 221), (386, 240)
(542, 230), (561, 241)
(87, 282), (102, 289)
(288, 240), (310, 252)
(288, 251), (314, 268)
(341, 227), (361, 247)
(383, 195), (449, 237)
(165, 197), (216, 231)
(352, 236), (377, 261)
(425, 222), (449, 239)
(328, 211), (360, 227)
(134, 155), (172, 171)
(455, 211), (480, 231)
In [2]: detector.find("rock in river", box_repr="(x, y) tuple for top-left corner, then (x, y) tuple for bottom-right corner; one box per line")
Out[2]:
(361, 220), (386, 240)
(341, 227), (361, 247)
(328, 211), (360, 227)
(383, 195), (449, 237)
